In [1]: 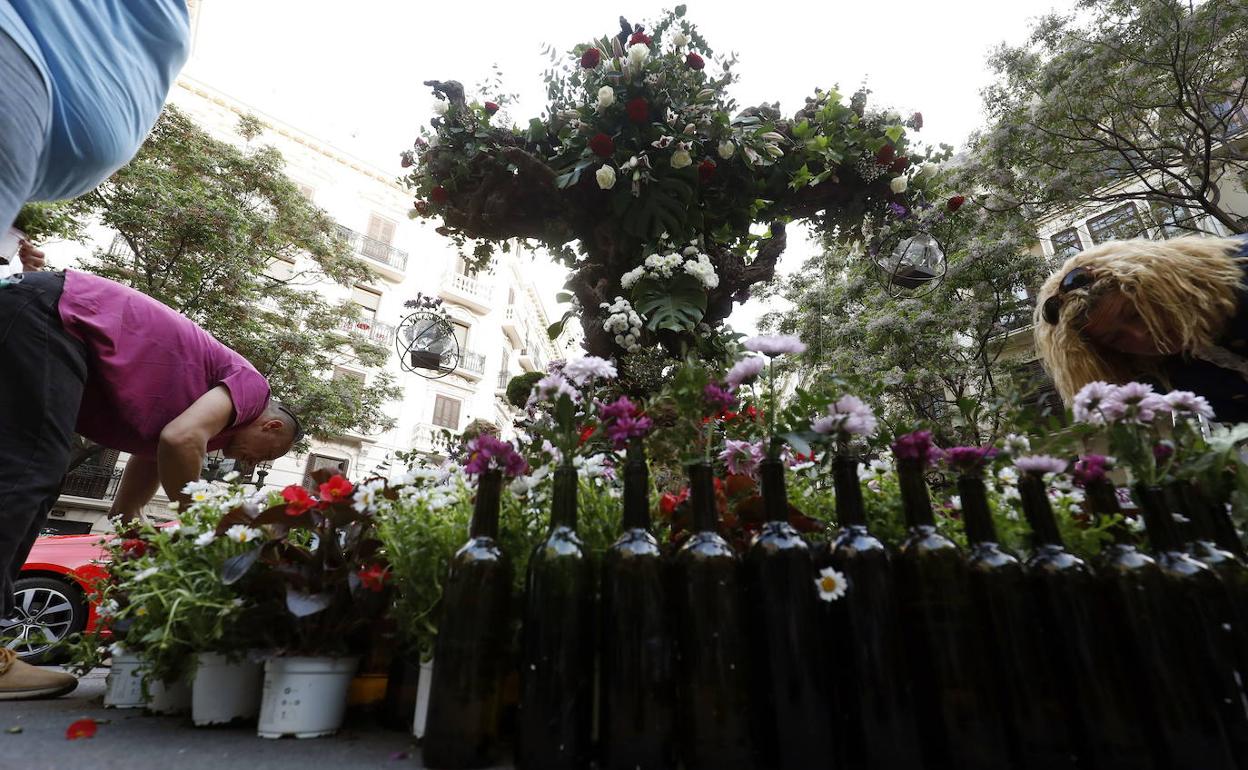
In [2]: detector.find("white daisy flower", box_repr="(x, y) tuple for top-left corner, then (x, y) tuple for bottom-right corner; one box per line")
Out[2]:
(194, 531), (217, 547)
(224, 525), (261, 544)
(815, 567), (849, 602)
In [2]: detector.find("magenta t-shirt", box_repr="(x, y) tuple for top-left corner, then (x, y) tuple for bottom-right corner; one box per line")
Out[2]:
(57, 270), (271, 457)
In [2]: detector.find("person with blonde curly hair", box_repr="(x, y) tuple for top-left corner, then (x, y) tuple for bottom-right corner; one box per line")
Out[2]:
(1034, 234), (1248, 420)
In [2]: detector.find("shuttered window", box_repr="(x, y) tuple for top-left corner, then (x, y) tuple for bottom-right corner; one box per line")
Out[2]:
(352, 285), (382, 319)
(302, 454), (350, 492)
(432, 395), (462, 429)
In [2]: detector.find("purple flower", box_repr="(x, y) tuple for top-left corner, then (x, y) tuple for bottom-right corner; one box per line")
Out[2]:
(812, 394), (878, 438)
(943, 446), (998, 475)
(599, 396), (639, 422)
(892, 430), (937, 466)
(464, 435), (530, 478)
(1109, 381), (1169, 424)
(1014, 454), (1068, 476)
(1164, 390), (1215, 420)
(742, 334), (807, 357)
(720, 439), (764, 477)
(1153, 440), (1175, 462)
(1071, 454), (1113, 487)
(530, 373), (580, 405)
(887, 201), (909, 219)
(1072, 381), (1125, 424)
(606, 414), (654, 448)
(562, 355), (618, 385)
(704, 382), (737, 414)
(726, 356), (766, 388)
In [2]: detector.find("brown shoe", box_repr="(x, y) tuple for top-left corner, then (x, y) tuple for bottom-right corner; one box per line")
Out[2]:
(0, 648), (77, 700)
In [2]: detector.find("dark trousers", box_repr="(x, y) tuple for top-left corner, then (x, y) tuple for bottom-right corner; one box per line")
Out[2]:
(0, 272), (86, 616)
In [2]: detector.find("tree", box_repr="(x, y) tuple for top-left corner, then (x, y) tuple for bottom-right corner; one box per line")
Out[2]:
(66, 106), (402, 445)
(764, 175), (1045, 443)
(402, 8), (936, 373)
(969, 0), (1248, 235)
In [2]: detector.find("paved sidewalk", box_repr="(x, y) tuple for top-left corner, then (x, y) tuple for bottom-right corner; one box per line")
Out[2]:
(0, 667), (485, 770)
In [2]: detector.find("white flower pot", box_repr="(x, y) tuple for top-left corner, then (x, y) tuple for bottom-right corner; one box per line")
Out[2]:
(411, 658), (434, 739)
(257, 656), (358, 739)
(103, 653), (146, 709)
(192, 653), (263, 726)
(146, 676), (192, 715)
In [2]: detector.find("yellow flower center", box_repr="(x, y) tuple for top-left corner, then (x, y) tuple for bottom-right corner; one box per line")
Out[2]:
(819, 575), (839, 593)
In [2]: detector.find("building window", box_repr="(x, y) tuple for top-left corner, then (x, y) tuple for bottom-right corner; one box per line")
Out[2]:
(363, 214), (396, 262)
(450, 321), (470, 351)
(1087, 204), (1146, 244)
(432, 395), (462, 429)
(1151, 201), (1197, 238)
(265, 255), (297, 282)
(303, 454), (349, 492)
(352, 285), (382, 320)
(1048, 228), (1083, 261)
(333, 367), (366, 386)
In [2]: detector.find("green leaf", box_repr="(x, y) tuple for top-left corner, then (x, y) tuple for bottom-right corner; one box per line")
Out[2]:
(675, 4), (686, 16)
(780, 432), (812, 457)
(527, 118), (547, 143)
(554, 291), (573, 303)
(620, 175), (694, 241)
(221, 548), (261, 586)
(547, 310), (574, 340)
(885, 125), (905, 143)
(633, 273), (707, 333)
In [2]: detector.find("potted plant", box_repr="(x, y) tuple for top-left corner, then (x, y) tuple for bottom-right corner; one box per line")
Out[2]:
(216, 470), (392, 739)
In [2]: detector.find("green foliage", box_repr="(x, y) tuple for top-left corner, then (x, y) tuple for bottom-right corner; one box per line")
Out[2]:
(12, 202), (84, 243)
(633, 274), (706, 333)
(67, 106), (401, 443)
(507, 371), (544, 408)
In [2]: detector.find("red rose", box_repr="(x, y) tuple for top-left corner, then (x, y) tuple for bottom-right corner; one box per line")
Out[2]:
(685, 52), (705, 70)
(282, 485), (315, 517)
(626, 97), (650, 124)
(698, 158), (716, 183)
(357, 563), (389, 593)
(947, 194), (966, 213)
(580, 47), (602, 69)
(120, 539), (148, 559)
(890, 156), (910, 173)
(484, 101), (500, 115)
(319, 475), (354, 503)
(430, 186), (449, 204)
(875, 145), (896, 166)
(628, 31), (652, 46)
(910, 111), (924, 130)
(588, 132), (615, 158)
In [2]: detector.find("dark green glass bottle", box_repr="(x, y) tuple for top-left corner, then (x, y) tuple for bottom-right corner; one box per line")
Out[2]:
(672, 462), (754, 770)
(959, 472), (1079, 770)
(893, 457), (1010, 770)
(1138, 484), (1248, 763)
(516, 465), (593, 770)
(743, 458), (832, 770)
(600, 442), (675, 770)
(424, 469), (514, 768)
(1088, 479), (1236, 770)
(818, 454), (920, 770)
(1019, 473), (1157, 770)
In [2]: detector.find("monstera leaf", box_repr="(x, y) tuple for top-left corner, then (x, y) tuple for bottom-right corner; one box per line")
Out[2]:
(633, 273), (707, 334)
(617, 175), (694, 241)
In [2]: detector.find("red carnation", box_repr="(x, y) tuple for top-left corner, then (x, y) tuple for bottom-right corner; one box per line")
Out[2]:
(319, 475), (354, 503)
(399, 152), (413, 169)
(578, 424), (597, 446)
(685, 52), (705, 70)
(626, 97), (650, 124)
(580, 47), (602, 69)
(890, 156), (910, 173)
(120, 539), (149, 559)
(589, 132), (615, 158)
(282, 485), (315, 517)
(484, 101), (500, 115)
(875, 145), (896, 166)
(430, 186), (449, 204)
(698, 158), (716, 183)
(628, 31), (652, 46)
(357, 563), (389, 593)
(947, 194), (967, 213)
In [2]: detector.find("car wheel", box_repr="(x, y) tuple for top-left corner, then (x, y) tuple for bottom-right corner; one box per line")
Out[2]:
(0, 577), (87, 664)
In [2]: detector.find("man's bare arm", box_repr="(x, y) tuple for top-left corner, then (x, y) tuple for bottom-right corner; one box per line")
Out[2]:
(157, 385), (234, 511)
(109, 456), (160, 523)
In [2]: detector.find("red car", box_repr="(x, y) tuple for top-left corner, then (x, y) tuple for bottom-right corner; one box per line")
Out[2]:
(2, 534), (110, 664)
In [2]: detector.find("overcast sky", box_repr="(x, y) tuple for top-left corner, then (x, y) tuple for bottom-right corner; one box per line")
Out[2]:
(185, 0), (1073, 331)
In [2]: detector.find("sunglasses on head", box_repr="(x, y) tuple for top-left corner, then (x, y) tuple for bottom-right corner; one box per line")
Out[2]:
(1042, 266), (1095, 325)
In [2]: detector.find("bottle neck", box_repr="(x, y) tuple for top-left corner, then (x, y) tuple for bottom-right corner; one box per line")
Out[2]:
(897, 459), (934, 527)
(470, 469), (503, 539)
(550, 465), (578, 530)
(759, 458), (788, 523)
(688, 462), (718, 533)
(1084, 479), (1132, 544)
(1135, 483), (1183, 552)
(621, 440), (651, 531)
(833, 455), (866, 527)
(958, 474), (998, 545)
(1019, 473), (1064, 547)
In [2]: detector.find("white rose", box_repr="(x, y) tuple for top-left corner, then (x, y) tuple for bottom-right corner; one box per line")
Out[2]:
(596, 165), (617, 190)
(718, 140), (735, 159)
(890, 176), (908, 194)
(597, 86), (615, 110)
(627, 43), (649, 72)
(919, 162), (940, 178)
(672, 31), (689, 48)
(432, 100), (449, 116)
(671, 149), (692, 169)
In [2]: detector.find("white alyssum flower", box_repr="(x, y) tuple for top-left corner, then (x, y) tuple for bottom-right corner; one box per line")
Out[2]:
(627, 43), (650, 72)
(596, 85), (615, 110)
(194, 531), (217, 548)
(670, 148), (693, 169)
(890, 176), (908, 194)
(133, 566), (159, 582)
(815, 567), (849, 602)
(620, 266), (646, 289)
(225, 525), (261, 544)
(562, 356), (618, 385)
(98, 600), (120, 619)
(352, 479), (387, 513)
(596, 165), (617, 190)
(718, 140), (736, 159)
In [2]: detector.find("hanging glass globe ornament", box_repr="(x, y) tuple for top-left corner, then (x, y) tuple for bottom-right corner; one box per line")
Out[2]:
(876, 231), (947, 298)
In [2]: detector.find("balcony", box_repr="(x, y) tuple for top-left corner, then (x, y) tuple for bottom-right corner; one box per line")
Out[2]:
(60, 465), (122, 500)
(336, 225), (408, 281)
(502, 305), (524, 346)
(497, 371), (511, 392)
(458, 350), (486, 379)
(518, 338), (548, 373)
(439, 272), (494, 314)
(337, 316), (396, 346)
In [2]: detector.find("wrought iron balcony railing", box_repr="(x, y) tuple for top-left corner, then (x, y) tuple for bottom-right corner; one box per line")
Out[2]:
(459, 350), (487, 375)
(336, 225), (409, 271)
(60, 466), (123, 500)
(337, 316), (396, 345)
